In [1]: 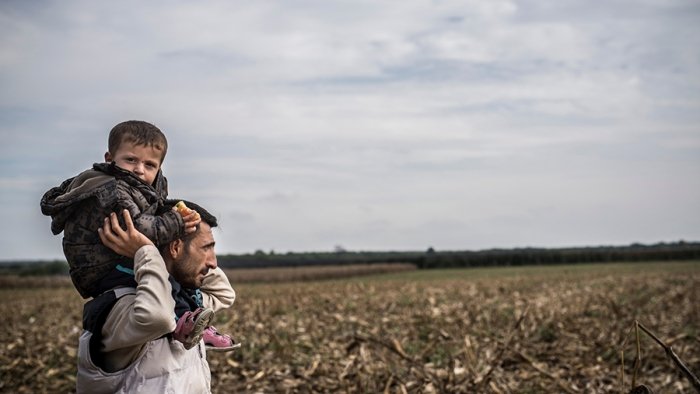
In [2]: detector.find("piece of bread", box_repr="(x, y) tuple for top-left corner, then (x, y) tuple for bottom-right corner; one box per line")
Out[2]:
(175, 201), (201, 221)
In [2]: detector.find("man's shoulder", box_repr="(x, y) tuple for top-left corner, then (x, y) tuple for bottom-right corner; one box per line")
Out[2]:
(110, 289), (138, 313)
(84, 288), (137, 331)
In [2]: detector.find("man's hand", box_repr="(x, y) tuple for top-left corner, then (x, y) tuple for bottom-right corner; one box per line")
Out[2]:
(98, 209), (154, 258)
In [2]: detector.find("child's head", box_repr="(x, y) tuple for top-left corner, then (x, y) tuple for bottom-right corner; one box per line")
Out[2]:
(104, 120), (168, 185)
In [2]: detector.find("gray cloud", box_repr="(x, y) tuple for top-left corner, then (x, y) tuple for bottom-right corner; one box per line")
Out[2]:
(1, 0), (699, 259)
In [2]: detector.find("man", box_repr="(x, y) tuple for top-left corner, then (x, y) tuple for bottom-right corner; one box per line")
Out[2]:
(76, 207), (235, 393)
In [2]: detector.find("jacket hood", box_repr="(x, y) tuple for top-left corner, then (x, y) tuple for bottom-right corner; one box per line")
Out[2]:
(40, 162), (168, 235)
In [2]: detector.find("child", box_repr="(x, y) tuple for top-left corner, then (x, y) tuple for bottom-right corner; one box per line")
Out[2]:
(41, 120), (236, 351)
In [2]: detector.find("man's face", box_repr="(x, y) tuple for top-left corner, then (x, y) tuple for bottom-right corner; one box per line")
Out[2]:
(171, 222), (218, 288)
(104, 140), (163, 185)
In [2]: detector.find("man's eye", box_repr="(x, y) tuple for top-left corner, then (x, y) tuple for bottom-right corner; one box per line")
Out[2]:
(146, 163), (157, 169)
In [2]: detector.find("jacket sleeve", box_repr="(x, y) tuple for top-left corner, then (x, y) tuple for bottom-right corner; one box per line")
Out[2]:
(115, 183), (184, 246)
(199, 268), (236, 313)
(100, 245), (176, 371)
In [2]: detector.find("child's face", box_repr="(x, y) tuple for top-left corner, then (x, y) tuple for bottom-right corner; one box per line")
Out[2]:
(104, 141), (163, 185)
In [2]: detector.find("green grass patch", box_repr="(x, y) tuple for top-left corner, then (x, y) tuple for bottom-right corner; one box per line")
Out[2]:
(351, 260), (700, 283)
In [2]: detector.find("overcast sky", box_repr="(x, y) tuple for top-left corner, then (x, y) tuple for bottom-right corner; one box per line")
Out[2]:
(1, 0), (699, 260)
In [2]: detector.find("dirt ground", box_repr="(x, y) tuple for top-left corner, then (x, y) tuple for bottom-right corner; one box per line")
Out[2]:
(1, 261), (698, 393)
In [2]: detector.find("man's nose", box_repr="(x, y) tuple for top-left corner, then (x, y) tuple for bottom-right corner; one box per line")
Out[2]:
(207, 254), (218, 270)
(133, 163), (144, 174)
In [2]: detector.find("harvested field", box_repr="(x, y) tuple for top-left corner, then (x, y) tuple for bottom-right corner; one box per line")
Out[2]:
(222, 263), (416, 283)
(0, 275), (72, 289)
(1, 261), (698, 393)
(0, 263), (416, 289)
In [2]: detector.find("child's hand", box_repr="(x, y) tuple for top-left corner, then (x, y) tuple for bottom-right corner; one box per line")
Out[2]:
(174, 201), (201, 234)
(181, 210), (201, 234)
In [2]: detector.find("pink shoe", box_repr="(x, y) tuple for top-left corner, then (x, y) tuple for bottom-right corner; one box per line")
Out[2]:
(173, 307), (214, 350)
(203, 326), (241, 352)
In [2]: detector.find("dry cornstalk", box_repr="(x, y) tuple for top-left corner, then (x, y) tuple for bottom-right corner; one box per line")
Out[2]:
(635, 321), (700, 392)
(463, 335), (477, 376)
(633, 322), (642, 388)
(619, 323), (637, 393)
(352, 333), (442, 387)
(475, 305), (530, 389)
(515, 349), (577, 394)
(383, 374), (394, 394)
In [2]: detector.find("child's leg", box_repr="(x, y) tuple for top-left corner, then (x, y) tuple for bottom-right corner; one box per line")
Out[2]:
(203, 326), (241, 352)
(170, 278), (195, 318)
(174, 280), (239, 351)
(173, 307), (214, 350)
(170, 277), (214, 349)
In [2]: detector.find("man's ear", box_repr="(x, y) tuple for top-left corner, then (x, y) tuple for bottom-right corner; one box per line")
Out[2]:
(169, 239), (184, 259)
(104, 151), (113, 162)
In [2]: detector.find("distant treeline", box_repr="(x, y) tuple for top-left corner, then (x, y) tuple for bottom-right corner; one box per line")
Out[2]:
(0, 260), (69, 276)
(217, 241), (700, 269)
(3, 241), (699, 276)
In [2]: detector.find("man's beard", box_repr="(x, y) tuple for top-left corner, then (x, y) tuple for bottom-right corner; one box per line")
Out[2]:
(173, 247), (198, 289)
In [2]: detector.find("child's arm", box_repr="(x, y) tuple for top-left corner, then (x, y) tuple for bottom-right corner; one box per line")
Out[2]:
(199, 268), (236, 313)
(114, 184), (186, 246)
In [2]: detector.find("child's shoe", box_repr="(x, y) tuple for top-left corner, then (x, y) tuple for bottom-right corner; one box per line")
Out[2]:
(173, 307), (214, 349)
(203, 326), (241, 352)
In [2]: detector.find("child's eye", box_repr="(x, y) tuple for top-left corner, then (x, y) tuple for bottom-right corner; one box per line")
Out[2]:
(145, 163), (157, 169)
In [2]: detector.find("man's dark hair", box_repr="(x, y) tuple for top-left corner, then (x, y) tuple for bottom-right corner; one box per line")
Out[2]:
(108, 120), (168, 163)
(159, 200), (218, 251)
(173, 200), (218, 229)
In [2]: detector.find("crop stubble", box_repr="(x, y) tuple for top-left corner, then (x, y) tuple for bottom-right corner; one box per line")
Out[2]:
(1, 261), (698, 393)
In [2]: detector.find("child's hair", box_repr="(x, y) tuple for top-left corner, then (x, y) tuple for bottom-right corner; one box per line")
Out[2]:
(108, 120), (168, 163)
